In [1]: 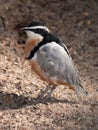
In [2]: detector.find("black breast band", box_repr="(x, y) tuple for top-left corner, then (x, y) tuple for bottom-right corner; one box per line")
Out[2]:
(27, 33), (70, 60)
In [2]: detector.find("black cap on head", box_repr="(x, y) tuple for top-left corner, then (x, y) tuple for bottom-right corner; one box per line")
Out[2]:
(22, 21), (50, 34)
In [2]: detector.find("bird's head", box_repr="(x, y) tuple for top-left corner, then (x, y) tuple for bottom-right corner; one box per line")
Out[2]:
(22, 21), (50, 42)
(21, 21), (50, 59)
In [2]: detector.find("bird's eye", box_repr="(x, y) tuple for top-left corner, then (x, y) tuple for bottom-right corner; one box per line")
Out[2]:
(34, 28), (40, 31)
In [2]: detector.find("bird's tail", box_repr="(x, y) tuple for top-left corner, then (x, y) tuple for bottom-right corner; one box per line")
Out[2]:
(78, 82), (88, 95)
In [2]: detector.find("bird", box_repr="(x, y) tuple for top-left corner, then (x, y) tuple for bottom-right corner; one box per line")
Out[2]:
(21, 21), (88, 100)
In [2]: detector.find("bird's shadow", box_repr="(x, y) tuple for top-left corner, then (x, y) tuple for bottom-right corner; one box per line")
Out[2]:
(0, 91), (77, 110)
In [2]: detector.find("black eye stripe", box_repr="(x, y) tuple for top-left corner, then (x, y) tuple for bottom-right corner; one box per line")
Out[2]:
(25, 28), (48, 37)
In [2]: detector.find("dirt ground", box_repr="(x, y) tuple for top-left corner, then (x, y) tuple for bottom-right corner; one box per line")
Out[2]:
(0, 0), (98, 130)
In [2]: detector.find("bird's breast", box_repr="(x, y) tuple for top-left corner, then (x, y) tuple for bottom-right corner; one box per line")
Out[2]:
(24, 38), (41, 58)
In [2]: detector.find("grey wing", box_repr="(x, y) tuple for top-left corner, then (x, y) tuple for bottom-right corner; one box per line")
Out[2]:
(36, 42), (88, 95)
(37, 43), (64, 78)
(37, 42), (77, 82)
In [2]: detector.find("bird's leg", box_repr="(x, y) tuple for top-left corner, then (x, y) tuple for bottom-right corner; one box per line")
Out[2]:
(43, 85), (57, 100)
(37, 84), (51, 101)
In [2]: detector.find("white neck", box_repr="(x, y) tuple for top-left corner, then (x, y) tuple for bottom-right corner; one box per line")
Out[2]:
(26, 31), (43, 42)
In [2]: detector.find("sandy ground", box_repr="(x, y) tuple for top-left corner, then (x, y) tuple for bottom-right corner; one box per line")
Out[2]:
(0, 0), (98, 130)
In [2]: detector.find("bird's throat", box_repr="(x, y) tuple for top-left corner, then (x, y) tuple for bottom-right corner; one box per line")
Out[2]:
(24, 38), (42, 59)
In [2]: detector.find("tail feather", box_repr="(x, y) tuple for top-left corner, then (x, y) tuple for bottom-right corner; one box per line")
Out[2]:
(78, 82), (88, 95)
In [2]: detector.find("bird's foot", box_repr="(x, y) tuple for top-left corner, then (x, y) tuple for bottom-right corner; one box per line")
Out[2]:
(36, 85), (56, 103)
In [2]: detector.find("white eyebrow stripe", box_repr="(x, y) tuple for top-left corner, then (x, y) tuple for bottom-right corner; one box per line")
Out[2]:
(26, 26), (50, 32)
